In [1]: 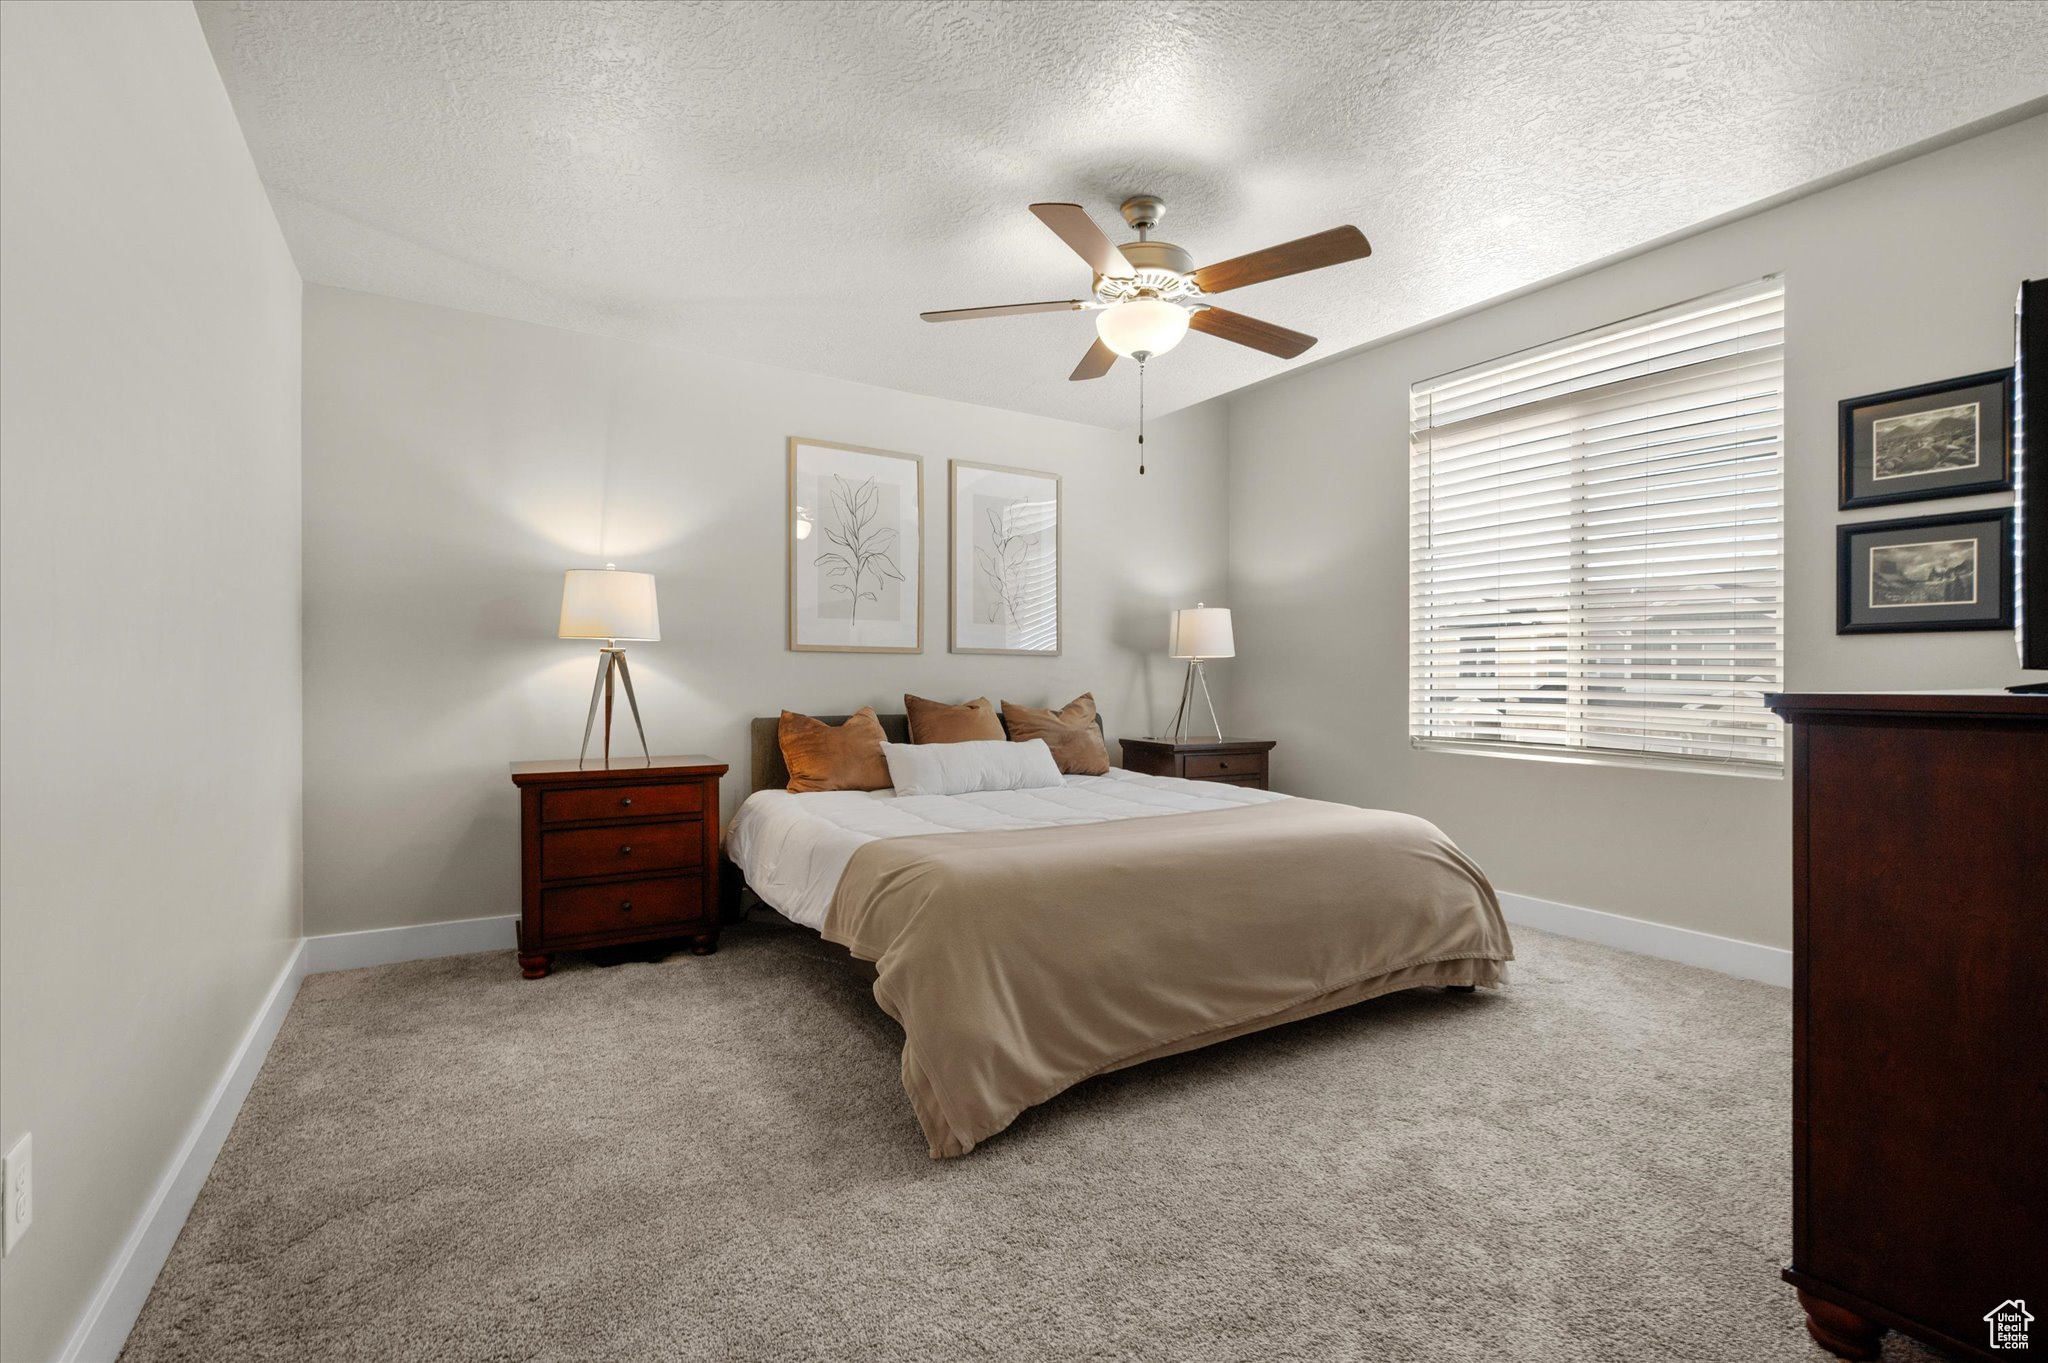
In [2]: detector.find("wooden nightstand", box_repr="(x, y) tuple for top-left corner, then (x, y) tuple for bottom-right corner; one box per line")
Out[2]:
(510, 756), (728, 979)
(1119, 737), (1276, 790)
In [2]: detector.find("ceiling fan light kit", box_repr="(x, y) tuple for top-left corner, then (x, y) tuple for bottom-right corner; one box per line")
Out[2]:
(1096, 297), (1190, 359)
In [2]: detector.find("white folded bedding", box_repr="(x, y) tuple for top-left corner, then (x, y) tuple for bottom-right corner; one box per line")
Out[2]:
(726, 769), (1288, 929)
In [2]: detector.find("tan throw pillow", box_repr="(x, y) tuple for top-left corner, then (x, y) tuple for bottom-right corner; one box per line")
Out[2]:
(1000, 693), (1110, 776)
(778, 708), (890, 793)
(904, 693), (1004, 744)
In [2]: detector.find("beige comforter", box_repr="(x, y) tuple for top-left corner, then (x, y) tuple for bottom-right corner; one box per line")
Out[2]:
(822, 798), (1512, 1157)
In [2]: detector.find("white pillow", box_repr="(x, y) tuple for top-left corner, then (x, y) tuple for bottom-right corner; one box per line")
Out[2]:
(880, 739), (1066, 797)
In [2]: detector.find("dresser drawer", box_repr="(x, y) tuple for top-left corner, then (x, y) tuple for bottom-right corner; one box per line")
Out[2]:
(1184, 752), (1264, 780)
(541, 820), (703, 880)
(541, 875), (707, 940)
(541, 781), (704, 825)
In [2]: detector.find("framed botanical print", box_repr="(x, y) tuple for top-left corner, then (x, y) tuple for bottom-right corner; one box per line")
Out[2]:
(1838, 369), (2014, 509)
(1836, 508), (2013, 634)
(787, 437), (922, 653)
(949, 460), (1060, 655)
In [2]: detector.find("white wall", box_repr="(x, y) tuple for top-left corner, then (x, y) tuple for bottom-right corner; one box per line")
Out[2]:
(302, 286), (1230, 936)
(0, 4), (303, 1359)
(1224, 115), (2047, 951)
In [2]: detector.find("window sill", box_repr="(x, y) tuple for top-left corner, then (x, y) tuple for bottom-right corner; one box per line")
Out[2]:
(1411, 738), (1785, 780)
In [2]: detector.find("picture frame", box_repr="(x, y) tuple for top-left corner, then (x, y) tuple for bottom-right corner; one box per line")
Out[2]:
(1836, 507), (2013, 635)
(787, 437), (923, 653)
(949, 460), (1061, 656)
(1838, 368), (2014, 509)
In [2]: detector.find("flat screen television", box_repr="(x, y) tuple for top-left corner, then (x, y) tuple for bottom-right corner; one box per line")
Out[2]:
(2017, 277), (2048, 689)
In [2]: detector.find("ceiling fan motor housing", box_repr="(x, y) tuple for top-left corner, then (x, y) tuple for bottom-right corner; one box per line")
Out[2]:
(1094, 239), (1198, 305)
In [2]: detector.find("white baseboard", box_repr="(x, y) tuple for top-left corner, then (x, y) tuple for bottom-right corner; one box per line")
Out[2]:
(1498, 891), (1791, 988)
(59, 943), (307, 1363)
(302, 914), (516, 974)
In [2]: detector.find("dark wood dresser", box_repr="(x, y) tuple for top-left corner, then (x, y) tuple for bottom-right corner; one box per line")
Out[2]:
(510, 756), (728, 978)
(1767, 692), (2046, 1361)
(1119, 737), (1276, 789)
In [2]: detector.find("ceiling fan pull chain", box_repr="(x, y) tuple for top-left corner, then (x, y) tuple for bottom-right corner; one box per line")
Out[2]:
(1137, 362), (1146, 475)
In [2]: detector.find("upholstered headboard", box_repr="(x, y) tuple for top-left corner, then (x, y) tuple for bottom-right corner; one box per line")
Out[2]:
(749, 711), (1107, 793)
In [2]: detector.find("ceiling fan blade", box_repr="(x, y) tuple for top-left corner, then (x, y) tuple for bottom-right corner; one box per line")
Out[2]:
(1030, 203), (1135, 280)
(1192, 225), (1371, 294)
(1189, 306), (1317, 359)
(920, 300), (1087, 323)
(1070, 337), (1118, 381)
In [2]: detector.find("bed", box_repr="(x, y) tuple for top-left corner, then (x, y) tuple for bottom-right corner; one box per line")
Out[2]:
(727, 713), (1513, 1157)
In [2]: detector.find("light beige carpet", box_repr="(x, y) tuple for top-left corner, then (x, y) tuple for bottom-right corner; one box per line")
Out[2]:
(122, 920), (1941, 1362)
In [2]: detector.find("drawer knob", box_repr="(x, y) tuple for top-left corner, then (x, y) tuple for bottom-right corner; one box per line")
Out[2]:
(620, 845), (633, 855)
(621, 797), (633, 808)
(1218, 761), (1230, 769)
(620, 900), (633, 913)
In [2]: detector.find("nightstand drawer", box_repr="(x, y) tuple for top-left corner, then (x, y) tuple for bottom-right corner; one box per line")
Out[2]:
(542, 782), (703, 825)
(541, 820), (702, 880)
(1184, 753), (1263, 780)
(541, 875), (707, 940)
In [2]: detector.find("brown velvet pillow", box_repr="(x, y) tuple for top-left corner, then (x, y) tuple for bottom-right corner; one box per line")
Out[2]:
(778, 707), (891, 793)
(904, 693), (1004, 745)
(1000, 693), (1110, 776)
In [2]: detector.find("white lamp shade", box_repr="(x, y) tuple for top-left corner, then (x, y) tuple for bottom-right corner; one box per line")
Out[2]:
(559, 569), (660, 641)
(1095, 298), (1191, 358)
(1169, 604), (1233, 659)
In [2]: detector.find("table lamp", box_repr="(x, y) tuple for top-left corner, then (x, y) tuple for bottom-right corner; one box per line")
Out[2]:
(560, 565), (659, 767)
(1166, 603), (1233, 741)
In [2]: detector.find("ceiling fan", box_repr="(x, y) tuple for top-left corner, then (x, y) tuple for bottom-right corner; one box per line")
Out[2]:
(919, 196), (1371, 380)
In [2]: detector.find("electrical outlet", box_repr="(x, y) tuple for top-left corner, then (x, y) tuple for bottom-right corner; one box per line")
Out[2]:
(2, 1133), (29, 1254)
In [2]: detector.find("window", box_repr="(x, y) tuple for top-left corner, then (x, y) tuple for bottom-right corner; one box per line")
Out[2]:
(1408, 279), (1785, 774)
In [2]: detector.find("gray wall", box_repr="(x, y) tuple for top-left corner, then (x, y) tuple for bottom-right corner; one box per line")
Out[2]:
(1223, 114), (2047, 951)
(301, 286), (1231, 936)
(0, 4), (304, 1359)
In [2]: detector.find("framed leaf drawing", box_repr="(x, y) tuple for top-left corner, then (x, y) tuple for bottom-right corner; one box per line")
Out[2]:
(788, 437), (922, 653)
(950, 460), (1060, 655)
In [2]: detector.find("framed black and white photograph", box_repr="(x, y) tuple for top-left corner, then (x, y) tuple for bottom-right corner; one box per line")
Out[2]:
(787, 437), (923, 653)
(1838, 369), (2013, 509)
(949, 460), (1060, 655)
(1836, 508), (2013, 634)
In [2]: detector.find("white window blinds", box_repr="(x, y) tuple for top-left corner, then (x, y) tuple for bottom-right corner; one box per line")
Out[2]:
(1408, 279), (1785, 774)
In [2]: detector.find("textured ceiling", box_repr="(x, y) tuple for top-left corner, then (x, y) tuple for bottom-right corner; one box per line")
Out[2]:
(196, 1), (2048, 428)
